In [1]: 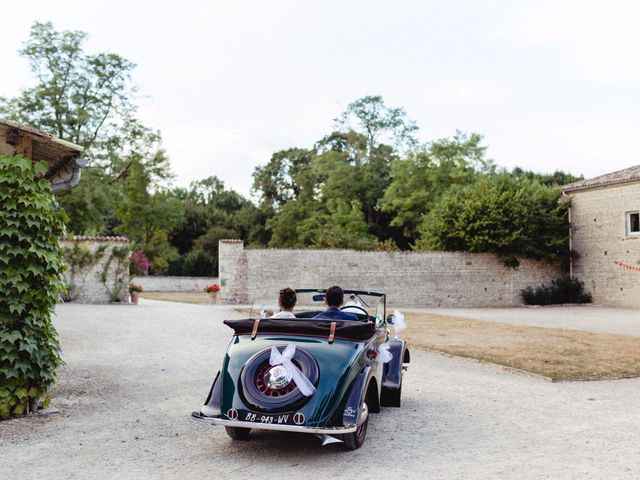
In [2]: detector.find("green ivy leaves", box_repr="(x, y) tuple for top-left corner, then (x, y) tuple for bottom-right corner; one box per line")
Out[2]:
(0, 154), (66, 419)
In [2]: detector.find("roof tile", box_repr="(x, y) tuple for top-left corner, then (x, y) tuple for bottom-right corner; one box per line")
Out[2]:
(562, 164), (640, 192)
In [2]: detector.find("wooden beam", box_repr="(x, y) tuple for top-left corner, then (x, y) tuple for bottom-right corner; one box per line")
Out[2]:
(0, 125), (33, 160)
(13, 131), (33, 158)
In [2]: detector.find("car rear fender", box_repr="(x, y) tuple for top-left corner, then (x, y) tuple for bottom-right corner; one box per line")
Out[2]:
(342, 365), (378, 427)
(199, 370), (222, 417)
(382, 338), (409, 390)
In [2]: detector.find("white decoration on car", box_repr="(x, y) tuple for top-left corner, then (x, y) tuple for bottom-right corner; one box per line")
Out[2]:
(391, 310), (407, 333)
(377, 343), (393, 364)
(269, 344), (317, 397)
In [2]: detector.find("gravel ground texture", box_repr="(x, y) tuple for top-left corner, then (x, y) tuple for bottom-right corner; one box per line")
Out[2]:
(1, 300), (640, 480)
(407, 305), (640, 336)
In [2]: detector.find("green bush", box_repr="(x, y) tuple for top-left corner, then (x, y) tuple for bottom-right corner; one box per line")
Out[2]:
(521, 277), (592, 305)
(417, 175), (569, 267)
(0, 155), (67, 418)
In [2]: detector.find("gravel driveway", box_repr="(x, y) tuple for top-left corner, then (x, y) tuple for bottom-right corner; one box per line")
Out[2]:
(2, 300), (640, 479)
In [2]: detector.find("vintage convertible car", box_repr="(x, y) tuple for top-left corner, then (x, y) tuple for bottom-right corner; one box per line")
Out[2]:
(191, 289), (410, 450)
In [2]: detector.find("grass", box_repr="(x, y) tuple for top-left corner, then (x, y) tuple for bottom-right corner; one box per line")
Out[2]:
(401, 312), (640, 381)
(140, 291), (211, 305)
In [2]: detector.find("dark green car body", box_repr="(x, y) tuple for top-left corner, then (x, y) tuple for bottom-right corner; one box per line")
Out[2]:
(192, 289), (409, 448)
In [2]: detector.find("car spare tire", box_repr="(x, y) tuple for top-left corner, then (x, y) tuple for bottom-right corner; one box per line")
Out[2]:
(240, 346), (319, 412)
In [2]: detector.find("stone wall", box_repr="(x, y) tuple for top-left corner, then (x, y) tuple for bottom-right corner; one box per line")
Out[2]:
(131, 276), (218, 292)
(567, 182), (640, 307)
(61, 237), (130, 304)
(219, 240), (560, 307)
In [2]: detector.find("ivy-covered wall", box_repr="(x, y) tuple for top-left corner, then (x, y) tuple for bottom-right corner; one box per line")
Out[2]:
(0, 155), (66, 418)
(61, 237), (130, 303)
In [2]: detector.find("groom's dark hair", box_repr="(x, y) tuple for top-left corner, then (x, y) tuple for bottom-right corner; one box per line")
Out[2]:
(325, 286), (344, 307)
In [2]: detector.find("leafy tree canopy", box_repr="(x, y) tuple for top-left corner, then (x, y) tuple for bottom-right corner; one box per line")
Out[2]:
(0, 21), (172, 241)
(416, 174), (570, 266)
(381, 131), (493, 246)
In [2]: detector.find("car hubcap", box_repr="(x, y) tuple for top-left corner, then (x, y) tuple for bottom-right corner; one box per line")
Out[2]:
(265, 365), (292, 390)
(255, 362), (298, 396)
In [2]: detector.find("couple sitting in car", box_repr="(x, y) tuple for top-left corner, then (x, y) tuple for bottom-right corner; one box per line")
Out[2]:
(268, 286), (358, 321)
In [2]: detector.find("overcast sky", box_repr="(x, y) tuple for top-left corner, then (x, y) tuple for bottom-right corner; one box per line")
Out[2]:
(2, 1), (639, 196)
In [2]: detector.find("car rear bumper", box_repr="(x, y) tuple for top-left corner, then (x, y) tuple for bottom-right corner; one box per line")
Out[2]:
(191, 411), (357, 434)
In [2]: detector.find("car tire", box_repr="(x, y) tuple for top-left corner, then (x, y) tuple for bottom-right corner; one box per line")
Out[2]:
(240, 346), (319, 412)
(225, 426), (251, 440)
(342, 403), (368, 450)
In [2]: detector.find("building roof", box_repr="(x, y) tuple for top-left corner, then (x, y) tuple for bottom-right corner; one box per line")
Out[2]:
(0, 118), (86, 191)
(63, 236), (129, 243)
(562, 164), (640, 193)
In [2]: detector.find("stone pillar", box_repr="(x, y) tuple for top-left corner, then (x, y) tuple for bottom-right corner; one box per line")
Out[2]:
(219, 239), (248, 304)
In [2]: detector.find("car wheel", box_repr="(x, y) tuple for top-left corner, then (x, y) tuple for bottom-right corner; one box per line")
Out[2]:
(225, 426), (251, 440)
(342, 403), (368, 450)
(240, 346), (319, 412)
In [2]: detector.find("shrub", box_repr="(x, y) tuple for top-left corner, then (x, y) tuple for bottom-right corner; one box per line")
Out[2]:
(181, 249), (217, 277)
(521, 277), (592, 305)
(129, 249), (150, 275)
(417, 175), (569, 267)
(0, 155), (67, 418)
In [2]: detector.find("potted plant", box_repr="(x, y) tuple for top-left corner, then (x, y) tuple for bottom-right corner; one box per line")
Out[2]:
(129, 283), (144, 304)
(204, 284), (221, 304)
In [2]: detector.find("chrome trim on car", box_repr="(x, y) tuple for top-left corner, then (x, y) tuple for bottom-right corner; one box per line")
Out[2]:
(191, 412), (357, 434)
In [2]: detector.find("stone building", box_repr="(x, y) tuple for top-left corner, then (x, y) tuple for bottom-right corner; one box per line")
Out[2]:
(562, 165), (640, 307)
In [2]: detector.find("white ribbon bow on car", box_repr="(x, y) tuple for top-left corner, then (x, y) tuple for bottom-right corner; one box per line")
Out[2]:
(377, 343), (393, 364)
(269, 344), (317, 397)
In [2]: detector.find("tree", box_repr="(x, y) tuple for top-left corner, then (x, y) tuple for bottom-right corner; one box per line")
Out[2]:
(166, 177), (267, 274)
(508, 167), (583, 187)
(416, 175), (569, 266)
(253, 97), (416, 249)
(252, 148), (316, 210)
(381, 132), (492, 246)
(114, 160), (182, 273)
(334, 95), (418, 156)
(252, 148), (318, 247)
(180, 226), (240, 276)
(0, 22), (134, 148)
(0, 22), (172, 235)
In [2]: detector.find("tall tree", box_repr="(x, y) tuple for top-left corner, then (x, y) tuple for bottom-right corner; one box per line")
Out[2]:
(114, 160), (182, 273)
(0, 22), (172, 234)
(334, 95), (418, 157)
(253, 96), (417, 248)
(381, 132), (492, 246)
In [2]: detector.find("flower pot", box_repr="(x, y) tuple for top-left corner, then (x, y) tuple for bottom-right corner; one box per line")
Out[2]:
(131, 291), (140, 304)
(209, 291), (220, 305)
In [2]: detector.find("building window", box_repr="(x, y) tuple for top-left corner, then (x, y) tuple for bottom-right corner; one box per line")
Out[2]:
(628, 211), (640, 235)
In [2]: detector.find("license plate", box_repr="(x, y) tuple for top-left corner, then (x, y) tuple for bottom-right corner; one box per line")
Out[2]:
(234, 409), (301, 426)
